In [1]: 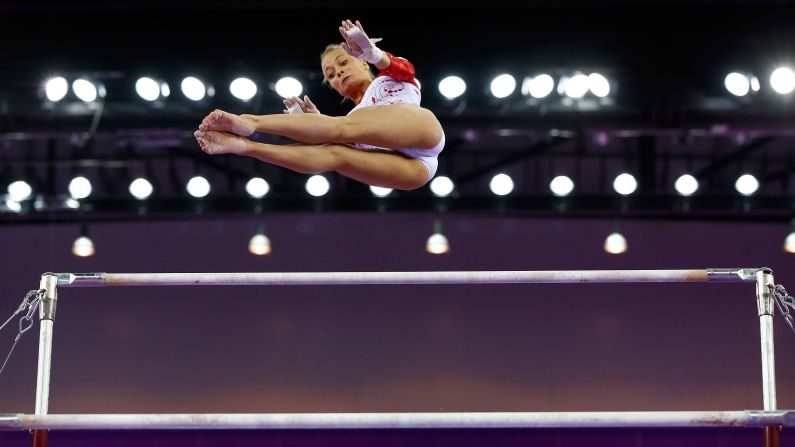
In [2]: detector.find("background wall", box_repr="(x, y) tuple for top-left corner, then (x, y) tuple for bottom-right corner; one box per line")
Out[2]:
(0, 214), (792, 414)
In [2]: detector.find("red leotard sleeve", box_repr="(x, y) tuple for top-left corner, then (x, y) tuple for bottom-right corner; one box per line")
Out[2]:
(377, 52), (418, 88)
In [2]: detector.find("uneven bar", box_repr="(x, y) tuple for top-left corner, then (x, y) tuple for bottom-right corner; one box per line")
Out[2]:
(53, 269), (724, 287)
(1, 411), (793, 430)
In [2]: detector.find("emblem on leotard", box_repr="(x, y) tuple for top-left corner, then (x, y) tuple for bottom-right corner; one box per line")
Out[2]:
(376, 80), (406, 98)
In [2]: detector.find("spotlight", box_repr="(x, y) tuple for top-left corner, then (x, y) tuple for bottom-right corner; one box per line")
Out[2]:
(305, 175), (330, 197)
(724, 72), (750, 97)
(64, 198), (80, 209)
(5, 200), (21, 212)
(612, 173), (637, 195)
(129, 178), (153, 200)
(750, 76), (761, 92)
(429, 176), (454, 197)
(230, 77), (258, 101)
(181, 77), (207, 101)
(785, 230), (795, 253)
(186, 176), (211, 198)
(135, 77), (166, 101)
(426, 220), (449, 254)
(275, 77), (303, 98)
(549, 175), (574, 196)
(72, 226), (95, 257)
(249, 231), (272, 256)
(45, 77), (68, 102)
(369, 185), (393, 197)
(245, 177), (270, 198)
(68, 176), (92, 200)
(72, 78), (102, 103)
(438, 75), (466, 100)
(674, 174), (699, 196)
(735, 173), (759, 196)
(489, 173), (514, 196)
(588, 73), (610, 98)
(489, 74), (516, 98)
(563, 73), (589, 98)
(770, 67), (795, 95)
(522, 74), (555, 99)
(604, 232), (627, 254)
(7, 180), (32, 202)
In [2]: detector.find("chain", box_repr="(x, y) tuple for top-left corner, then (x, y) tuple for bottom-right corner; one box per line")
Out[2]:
(772, 284), (795, 334)
(0, 289), (44, 378)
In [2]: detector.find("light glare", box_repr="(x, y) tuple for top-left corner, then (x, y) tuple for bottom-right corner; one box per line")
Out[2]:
(186, 176), (211, 198)
(275, 77), (303, 98)
(230, 77), (258, 101)
(489, 173), (514, 196)
(305, 175), (330, 197)
(181, 77), (206, 101)
(45, 77), (68, 102)
(490, 74), (516, 98)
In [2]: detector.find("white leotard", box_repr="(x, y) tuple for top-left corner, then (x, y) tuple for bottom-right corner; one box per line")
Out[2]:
(347, 75), (444, 180)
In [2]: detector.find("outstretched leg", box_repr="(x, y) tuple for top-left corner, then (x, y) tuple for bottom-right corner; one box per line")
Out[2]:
(200, 103), (443, 151)
(194, 130), (429, 190)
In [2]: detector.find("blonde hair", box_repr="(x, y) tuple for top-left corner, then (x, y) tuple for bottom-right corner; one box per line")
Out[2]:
(319, 44), (373, 87)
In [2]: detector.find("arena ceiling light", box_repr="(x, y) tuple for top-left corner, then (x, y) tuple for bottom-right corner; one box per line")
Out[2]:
(735, 173), (759, 196)
(245, 177), (270, 198)
(522, 74), (555, 99)
(438, 75), (466, 100)
(128, 178), (154, 200)
(674, 174), (699, 196)
(549, 175), (574, 196)
(563, 73), (589, 98)
(429, 176), (454, 197)
(274, 77), (303, 98)
(72, 227), (95, 257)
(305, 175), (330, 197)
(604, 232), (627, 254)
(5, 200), (22, 213)
(770, 67), (795, 95)
(613, 173), (638, 196)
(135, 77), (169, 102)
(489, 74), (516, 99)
(186, 176), (211, 198)
(369, 185), (393, 197)
(724, 72), (751, 97)
(425, 219), (449, 255)
(44, 77), (68, 102)
(68, 176), (92, 200)
(489, 173), (514, 196)
(249, 226), (272, 256)
(785, 221), (795, 253)
(181, 77), (207, 101)
(230, 77), (258, 101)
(587, 73), (610, 98)
(7, 180), (33, 202)
(72, 78), (103, 103)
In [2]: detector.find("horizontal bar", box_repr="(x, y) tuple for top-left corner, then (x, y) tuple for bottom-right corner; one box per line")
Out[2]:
(0, 411), (791, 430)
(48, 269), (748, 287)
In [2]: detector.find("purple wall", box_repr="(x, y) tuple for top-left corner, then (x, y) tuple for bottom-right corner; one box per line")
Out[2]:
(0, 214), (793, 415)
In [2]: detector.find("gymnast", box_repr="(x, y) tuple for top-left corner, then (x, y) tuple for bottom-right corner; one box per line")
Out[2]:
(194, 19), (445, 190)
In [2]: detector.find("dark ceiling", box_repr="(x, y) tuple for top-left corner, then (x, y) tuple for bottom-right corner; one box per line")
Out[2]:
(1, 1), (794, 223)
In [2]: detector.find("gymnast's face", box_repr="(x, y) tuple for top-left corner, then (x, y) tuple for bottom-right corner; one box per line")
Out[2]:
(321, 48), (371, 98)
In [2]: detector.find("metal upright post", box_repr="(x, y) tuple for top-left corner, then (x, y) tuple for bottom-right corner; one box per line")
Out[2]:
(756, 268), (779, 447)
(33, 273), (58, 447)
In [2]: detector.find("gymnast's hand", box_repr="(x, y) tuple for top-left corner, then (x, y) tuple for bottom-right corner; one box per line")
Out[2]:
(283, 95), (320, 114)
(339, 19), (384, 65)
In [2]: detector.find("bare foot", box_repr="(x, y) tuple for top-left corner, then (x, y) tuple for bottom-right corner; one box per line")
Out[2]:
(194, 130), (249, 155)
(198, 109), (256, 136)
